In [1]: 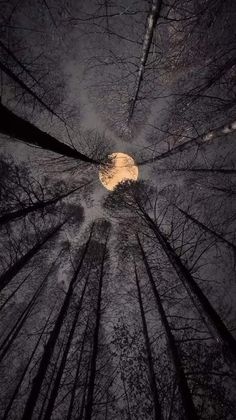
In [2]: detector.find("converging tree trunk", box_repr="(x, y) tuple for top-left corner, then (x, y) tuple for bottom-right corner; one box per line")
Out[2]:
(174, 205), (236, 253)
(21, 224), (94, 420)
(78, 357), (90, 420)
(0, 103), (99, 164)
(66, 320), (89, 420)
(0, 221), (65, 293)
(38, 339), (65, 420)
(84, 236), (108, 420)
(137, 235), (198, 420)
(156, 168), (236, 176)
(138, 119), (236, 166)
(129, 0), (162, 120)
(43, 268), (91, 420)
(139, 210), (236, 360)
(2, 309), (53, 420)
(0, 182), (90, 227)
(0, 254), (61, 363)
(134, 261), (163, 420)
(0, 59), (67, 125)
(0, 271), (33, 314)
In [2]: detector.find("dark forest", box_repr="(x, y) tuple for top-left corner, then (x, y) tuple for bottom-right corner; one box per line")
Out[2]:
(0, 1), (236, 419)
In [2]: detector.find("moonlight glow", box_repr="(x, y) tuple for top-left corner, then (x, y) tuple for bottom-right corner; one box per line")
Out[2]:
(99, 152), (138, 191)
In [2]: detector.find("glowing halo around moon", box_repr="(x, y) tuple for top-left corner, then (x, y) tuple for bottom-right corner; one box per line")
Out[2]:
(99, 152), (138, 191)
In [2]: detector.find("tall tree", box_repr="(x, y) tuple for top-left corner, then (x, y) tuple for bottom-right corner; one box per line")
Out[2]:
(2, 307), (54, 420)
(134, 261), (163, 420)
(66, 319), (89, 420)
(21, 223), (94, 420)
(173, 204), (236, 254)
(105, 181), (236, 361)
(84, 234), (109, 420)
(0, 253), (61, 363)
(0, 220), (66, 292)
(0, 103), (99, 164)
(142, 216), (236, 360)
(43, 267), (90, 420)
(129, 0), (162, 121)
(137, 236), (198, 420)
(0, 181), (89, 227)
(138, 119), (236, 166)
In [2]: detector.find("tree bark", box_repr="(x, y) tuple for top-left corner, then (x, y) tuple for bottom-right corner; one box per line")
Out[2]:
(134, 261), (163, 420)
(0, 103), (99, 164)
(21, 224), (94, 420)
(137, 235), (198, 420)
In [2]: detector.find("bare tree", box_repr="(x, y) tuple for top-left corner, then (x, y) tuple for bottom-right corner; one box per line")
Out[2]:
(0, 103), (100, 164)
(0, 221), (66, 292)
(21, 223), (94, 420)
(137, 236), (198, 420)
(84, 233), (109, 420)
(134, 260), (164, 420)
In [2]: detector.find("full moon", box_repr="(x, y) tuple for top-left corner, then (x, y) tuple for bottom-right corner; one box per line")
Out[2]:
(99, 152), (138, 191)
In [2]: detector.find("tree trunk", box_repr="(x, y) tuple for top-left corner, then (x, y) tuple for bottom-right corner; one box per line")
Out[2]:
(140, 212), (236, 360)
(0, 40), (42, 87)
(84, 237), (108, 420)
(180, 168), (236, 175)
(21, 224), (94, 420)
(0, 221), (65, 292)
(129, 0), (162, 120)
(188, 56), (236, 103)
(105, 390), (109, 420)
(137, 235), (199, 420)
(38, 338), (65, 420)
(78, 358), (90, 420)
(66, 320), (88, 420)
(43, 269), (90, 420)
(2, 310), (52, 420)
(0, 182), (89, 227)
(175, 205), (236, 253)
(156, 168), (236, 175)
(0, 59), (66, 125)
(0, 103), (99, 164)
(122, 373), (132, 420)
(0, 255), (60, 363)
(0, 271), (33, 314)
(134, 261), (163, 420)
(176, 168), (236, 175)
(138, 119), (236, 166)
